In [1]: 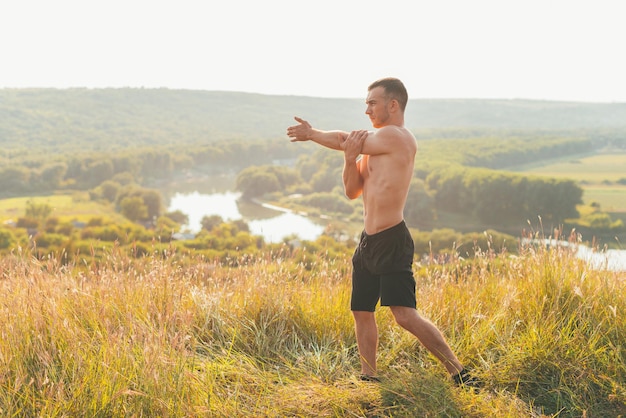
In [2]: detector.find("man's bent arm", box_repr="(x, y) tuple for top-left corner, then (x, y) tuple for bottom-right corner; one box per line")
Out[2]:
(343, 156), (363, 199)
(342, 130), (367, 199)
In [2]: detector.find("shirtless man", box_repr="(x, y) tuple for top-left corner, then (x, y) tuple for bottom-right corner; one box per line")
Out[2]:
(287, 77), (478, 387)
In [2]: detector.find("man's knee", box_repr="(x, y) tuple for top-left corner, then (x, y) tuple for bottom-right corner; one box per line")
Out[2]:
(352, 310), (375, 324)
(390, 306), (418, 329)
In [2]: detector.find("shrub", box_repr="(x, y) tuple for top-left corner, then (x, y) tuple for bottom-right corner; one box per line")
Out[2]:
(0, 227), (16, 249)
(298, 192), (353, 215)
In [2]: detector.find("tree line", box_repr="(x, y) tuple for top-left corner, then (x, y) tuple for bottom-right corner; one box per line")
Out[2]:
(0, 138), (306, 197)
(2, 125), (624, 256)
(425, 166), (581, 226)
(234, 136), (596, 227)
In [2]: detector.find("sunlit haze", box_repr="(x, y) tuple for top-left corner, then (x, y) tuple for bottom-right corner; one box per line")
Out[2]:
(2, 0), (625, 102)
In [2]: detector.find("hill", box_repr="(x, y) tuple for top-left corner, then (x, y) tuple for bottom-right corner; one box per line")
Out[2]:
(2, 242), (625, 417)
(2, 88), (626, 155)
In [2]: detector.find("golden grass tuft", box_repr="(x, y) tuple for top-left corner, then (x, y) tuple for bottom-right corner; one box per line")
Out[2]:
(0, 241), (625, 417)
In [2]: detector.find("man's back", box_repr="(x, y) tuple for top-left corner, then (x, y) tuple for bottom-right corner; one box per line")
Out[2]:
(360, 125), (417, 234)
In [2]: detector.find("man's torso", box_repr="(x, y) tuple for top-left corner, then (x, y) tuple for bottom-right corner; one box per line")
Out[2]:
(360, 127), (417, 234)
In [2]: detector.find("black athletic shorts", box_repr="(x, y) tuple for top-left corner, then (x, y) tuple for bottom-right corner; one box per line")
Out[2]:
(350, 220), (416, 312)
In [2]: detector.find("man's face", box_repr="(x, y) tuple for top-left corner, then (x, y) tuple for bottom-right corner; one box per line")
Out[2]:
(365, 86), (390, 128)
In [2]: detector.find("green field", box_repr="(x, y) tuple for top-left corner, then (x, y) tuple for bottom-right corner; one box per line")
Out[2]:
(582, 186), (626, 212)
(0, 193), (124, 223)
(520, 152), (626, 182)
(510, 151), (626, 212)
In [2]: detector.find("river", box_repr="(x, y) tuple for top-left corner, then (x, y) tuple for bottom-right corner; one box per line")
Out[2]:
(166, 189), (326, 243)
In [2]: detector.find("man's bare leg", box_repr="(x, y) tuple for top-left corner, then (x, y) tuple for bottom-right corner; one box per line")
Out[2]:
(389, 306), (463, 375)
(352, 310), (378, 377)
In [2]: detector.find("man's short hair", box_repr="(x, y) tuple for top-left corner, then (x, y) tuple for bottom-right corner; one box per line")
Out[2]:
(368, 77), (408, 111)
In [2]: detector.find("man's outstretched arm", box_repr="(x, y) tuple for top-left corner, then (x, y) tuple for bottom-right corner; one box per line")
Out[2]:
(287, 116), (348, 150)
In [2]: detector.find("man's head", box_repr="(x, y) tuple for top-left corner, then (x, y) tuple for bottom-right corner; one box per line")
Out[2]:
(366, 77), (408, 128)
(368, 77), (408, 112)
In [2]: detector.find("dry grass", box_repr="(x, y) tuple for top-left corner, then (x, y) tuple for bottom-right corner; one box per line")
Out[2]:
(0, 242), (625, 417)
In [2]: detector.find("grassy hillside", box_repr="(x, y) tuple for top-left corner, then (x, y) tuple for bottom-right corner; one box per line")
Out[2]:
(2, 88), (626, 156)
(0, 242), (624, 417)
(0, 89), (363, 154)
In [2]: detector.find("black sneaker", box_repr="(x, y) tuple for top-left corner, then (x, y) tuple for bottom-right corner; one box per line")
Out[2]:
(452, 368), (481, 389)
(359, 374), (381, 383)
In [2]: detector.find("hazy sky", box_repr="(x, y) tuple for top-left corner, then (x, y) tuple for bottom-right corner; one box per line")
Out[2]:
(2, 0), (624, 102)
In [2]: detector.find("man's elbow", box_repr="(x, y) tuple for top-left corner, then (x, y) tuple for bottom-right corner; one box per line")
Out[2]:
(345, 190), (362, 200)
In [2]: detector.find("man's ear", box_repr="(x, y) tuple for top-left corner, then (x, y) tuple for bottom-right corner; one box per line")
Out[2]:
(389, 98), (400, 113)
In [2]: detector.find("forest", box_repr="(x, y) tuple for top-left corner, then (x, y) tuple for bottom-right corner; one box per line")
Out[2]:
(1, 88), (626, 261)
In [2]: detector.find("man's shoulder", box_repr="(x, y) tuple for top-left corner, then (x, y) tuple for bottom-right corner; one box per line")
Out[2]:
(377, 125), (412, 136)
(375, 126), (416, 145)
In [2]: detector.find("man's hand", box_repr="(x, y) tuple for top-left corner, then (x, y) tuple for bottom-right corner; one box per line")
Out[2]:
(342, 130), (368, 161)
(287, 116), (313, 142)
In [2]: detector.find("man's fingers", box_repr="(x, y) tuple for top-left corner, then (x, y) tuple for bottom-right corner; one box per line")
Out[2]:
(342, 130), (366, 154)
(294, 116), (311, 128)
(287, 117), (310, 141)
(287, 117), (304, 135)
(348, 130), (368, 140)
